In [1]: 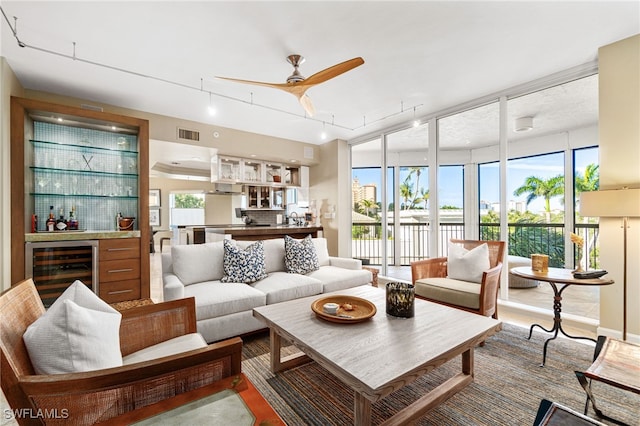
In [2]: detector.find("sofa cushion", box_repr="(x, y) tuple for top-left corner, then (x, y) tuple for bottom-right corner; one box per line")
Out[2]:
(221, 239), (268, 283)
(23, 280), (123, 374)
(414, 277), (481, 310)
(238, 238), (285, 273)
(122, 333), (207, 365)
(284, 235), (319, 274)
(184, 281), (267, 320)
(312, 237), (331, 266)
(447, 243), (490, 283)
(251, 272), (323, 304)
(171, 241), (228, 285)
(307, 266), (373, 293)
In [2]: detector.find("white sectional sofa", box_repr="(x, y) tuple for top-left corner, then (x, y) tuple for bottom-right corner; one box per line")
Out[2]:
(162, 237), (372, 343)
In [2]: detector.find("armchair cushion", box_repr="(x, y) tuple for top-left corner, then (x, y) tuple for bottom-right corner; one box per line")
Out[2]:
(414, 277), (481, 310)
(447, 242), (490, 283)
(23, 280), (123, 375)
(122, 333), (207, 365)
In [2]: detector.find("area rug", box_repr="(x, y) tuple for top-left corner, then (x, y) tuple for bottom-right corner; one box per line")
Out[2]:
(241, 323), (639, 425)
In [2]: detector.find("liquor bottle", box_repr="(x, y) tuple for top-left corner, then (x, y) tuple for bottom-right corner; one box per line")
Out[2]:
(56, 208), (67, 231)
(68, 206), (79, 230)
(116, 212), (123, 231)
(31, 214), (38, 233)
(46, 206), (56, 232)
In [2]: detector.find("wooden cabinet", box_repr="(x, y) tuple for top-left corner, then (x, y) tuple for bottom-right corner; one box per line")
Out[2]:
(11, 96), (150, 300)
(99, 238), (141, 303)
(246, 185), (274, 209)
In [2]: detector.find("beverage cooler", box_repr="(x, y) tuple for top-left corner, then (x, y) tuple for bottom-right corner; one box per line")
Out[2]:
(25, 240), (99, 308)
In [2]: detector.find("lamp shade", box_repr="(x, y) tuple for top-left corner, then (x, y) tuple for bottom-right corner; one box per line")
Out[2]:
(579, 188), (640, 217)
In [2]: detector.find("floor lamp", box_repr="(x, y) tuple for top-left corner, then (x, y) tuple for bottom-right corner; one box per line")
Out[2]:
(580, 188), (640, 341)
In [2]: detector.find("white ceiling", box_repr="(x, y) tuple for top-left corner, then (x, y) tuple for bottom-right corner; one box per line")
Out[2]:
(1, 1), (638, 154)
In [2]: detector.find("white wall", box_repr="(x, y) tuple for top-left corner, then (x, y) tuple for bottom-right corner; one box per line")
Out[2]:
(597, 34), (640, 341)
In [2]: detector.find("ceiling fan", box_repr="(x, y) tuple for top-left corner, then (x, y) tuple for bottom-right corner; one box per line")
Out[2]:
(217, 55), (364, 117)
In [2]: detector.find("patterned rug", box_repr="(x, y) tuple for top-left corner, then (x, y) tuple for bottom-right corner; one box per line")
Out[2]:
(241, 323), (639, 425)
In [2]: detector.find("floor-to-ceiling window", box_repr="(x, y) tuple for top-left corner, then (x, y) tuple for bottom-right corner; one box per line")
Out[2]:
(351, 138), (384, 267)
(349, 69), (599, 321)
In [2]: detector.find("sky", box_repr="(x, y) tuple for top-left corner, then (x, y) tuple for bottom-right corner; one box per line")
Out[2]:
(352, 147), (598, 214)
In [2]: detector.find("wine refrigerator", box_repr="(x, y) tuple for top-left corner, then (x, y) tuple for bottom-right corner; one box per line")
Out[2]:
(25, 240), (99, 307)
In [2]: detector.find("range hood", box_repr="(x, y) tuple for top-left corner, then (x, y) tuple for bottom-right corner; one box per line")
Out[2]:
(210, 183), (243, 194)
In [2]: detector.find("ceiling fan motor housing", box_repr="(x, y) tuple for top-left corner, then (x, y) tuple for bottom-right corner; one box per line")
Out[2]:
(287, 55), (306, 83)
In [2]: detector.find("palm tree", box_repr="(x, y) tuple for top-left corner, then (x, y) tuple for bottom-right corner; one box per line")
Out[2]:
(407, 167), (423, 207)
(513, 175), (564, 221)
(359, 198), (378, 217)
(399, 181), (414, 210)
(416, 187), (430, 210)
(575, 163), (599, 195)
(575, 163), (600, 267)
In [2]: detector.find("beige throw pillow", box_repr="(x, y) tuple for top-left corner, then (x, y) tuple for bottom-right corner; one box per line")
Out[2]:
(447, 243), (490, 283)
(23, 280), (123, 375)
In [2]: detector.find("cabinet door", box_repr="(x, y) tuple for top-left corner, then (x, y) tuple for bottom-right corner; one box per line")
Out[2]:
(212, 155), (242, 182)
(242, 160), (263, 183)
(265, 163), (283, 184)
(100, 279), (141, 303)
(99, 258), (140, 283)
(100, 238), (140, 260)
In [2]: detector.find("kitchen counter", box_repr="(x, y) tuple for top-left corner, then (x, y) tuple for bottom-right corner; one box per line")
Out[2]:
(25, 230), (141, 242)
(177, 224), (323, 241)
(223, 225), (323, 240)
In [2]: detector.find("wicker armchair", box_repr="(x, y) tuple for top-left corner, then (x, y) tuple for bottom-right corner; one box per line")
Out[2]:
(1, 279), (242, 425)
(410, 239), (505, 319)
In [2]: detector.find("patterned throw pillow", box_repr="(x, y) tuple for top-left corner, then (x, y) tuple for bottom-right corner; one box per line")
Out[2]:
(284, 235), (319, 274)
(221, 239), (267, 283)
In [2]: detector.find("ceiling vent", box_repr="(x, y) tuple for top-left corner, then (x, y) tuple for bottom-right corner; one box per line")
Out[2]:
(177, 127), (200, 141)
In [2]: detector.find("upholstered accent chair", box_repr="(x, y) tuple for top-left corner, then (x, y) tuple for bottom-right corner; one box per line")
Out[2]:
(1, 279), (242, 425)
(410, 239), (506, 319)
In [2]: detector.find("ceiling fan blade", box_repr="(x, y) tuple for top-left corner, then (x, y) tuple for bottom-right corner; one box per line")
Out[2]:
(217, 56), (363, 116)
(302, 57), (364, 86)
(216, 76), (290, 90)
(299, 94), (315, 117)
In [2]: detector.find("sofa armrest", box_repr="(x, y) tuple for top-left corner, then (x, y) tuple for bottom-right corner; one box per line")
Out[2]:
(328, 257), (362, 270)
(162, 273), (185, 301)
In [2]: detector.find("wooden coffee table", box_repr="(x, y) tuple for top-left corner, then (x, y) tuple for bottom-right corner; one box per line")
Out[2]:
(253, 285), (502, 426)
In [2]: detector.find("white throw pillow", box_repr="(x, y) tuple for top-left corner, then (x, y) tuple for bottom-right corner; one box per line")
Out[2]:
(171, 241), (229, 285)
(312, 237), (331, 267)
(23, 280), (123, 375)
(447, 243), (490, 283)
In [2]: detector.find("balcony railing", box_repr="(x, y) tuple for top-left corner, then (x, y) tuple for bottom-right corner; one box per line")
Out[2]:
(352, 221), (599, 269)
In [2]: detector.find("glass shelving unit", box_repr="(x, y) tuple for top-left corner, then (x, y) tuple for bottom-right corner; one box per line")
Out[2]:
(29, 121), (140, 232)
